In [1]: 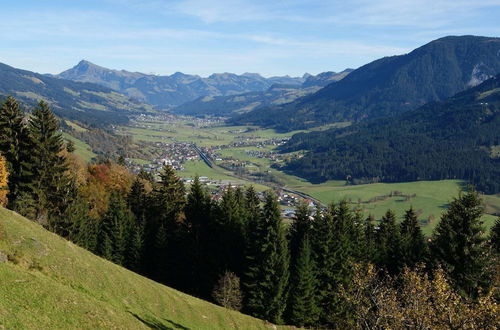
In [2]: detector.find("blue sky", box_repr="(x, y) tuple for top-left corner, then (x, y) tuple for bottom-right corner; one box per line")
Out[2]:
(1, 0), (499, 77)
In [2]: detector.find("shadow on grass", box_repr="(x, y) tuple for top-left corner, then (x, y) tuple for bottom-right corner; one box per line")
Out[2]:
(130, 312), (190, 330)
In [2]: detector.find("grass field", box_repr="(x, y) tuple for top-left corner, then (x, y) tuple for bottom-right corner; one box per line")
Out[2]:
(0, 208), (286, 329)
(62, 132), (96, 162)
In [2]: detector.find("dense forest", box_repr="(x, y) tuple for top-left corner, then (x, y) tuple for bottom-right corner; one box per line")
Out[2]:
(281, 75), (500, 194)
(231, 36), (500, 131)
(0, 96), (499, 328)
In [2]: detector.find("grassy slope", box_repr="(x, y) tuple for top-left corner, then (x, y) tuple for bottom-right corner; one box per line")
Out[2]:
(62, 132), (97, 162)
(0, 208), (285, 329)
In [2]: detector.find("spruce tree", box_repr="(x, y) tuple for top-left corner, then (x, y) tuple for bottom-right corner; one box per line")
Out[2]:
(430, 190), (493, 298)
(146, 165), (185, 284)
(243, 186), (264, 309)
(363, 215), (377, 262)
(184, 176), (213, 296)
(324, 200), (359, 325)
(244, 192), (289, 324)
(376, 210), (403, 274)
(98, 191), (135, 266)
(214, 186), (246, 275)
(289, 202), (312, 264)
(128, 222), (144, 272)
(400, 207), (427, 267)
(310, 205), (335, 318)
(0, 96), (33, 206)
(28, 101), (71, 224)
(288, 235), (319, 327)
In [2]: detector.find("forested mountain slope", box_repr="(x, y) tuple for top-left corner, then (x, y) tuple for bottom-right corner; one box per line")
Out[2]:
(0, 207), (283, 329)
(281, 75), (500, 193)
(0, 62), (152, 126)
(232, 36), (500, 131)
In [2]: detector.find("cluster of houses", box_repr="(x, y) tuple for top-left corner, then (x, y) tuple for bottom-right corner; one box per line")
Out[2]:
(133, 113), (224, 128)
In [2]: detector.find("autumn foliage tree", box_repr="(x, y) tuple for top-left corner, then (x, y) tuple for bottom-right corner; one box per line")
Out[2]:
(0, 154), (9, 207)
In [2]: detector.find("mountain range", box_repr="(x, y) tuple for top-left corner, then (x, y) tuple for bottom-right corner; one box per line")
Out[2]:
(171, 69), (353, 117)
(231, 36), (500, 131)
(281, 74), (500, 193)
(57, 60), (307, 109)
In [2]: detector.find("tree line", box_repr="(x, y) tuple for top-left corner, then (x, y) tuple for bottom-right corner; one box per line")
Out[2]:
(0, 96), (498, 328)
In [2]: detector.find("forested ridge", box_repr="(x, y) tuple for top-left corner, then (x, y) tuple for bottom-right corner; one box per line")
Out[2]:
(0, 62), (152, 127)
(281, 75), (500, 194)
(1, 96), (499, 328)
(231, 36), (500, 131)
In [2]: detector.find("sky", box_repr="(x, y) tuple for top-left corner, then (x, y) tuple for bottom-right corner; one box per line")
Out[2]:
(1, 0), (500, 77)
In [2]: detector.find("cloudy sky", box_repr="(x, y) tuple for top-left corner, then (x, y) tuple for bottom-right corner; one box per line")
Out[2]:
(1, 0), (499, 77)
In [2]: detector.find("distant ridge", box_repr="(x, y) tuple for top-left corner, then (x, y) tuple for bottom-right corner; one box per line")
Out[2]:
(58, 60), (306, 109)
(172, 69), (353, 117)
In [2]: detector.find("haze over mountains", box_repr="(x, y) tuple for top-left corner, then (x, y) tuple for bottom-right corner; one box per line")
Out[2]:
(58, 60), (308, 109)
(232, 36), (500, 131)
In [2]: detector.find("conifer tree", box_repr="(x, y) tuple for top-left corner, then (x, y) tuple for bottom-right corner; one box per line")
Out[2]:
(0, 97), (33, 206)
(184, 176), (213, 296)
(400, 207), (427, 267)
(146, 165), (185, 283)
(244, 192), (289, 324)
(243, 186), (264, 307)
(128, 222), (144, 272)
(310, 205), (335, 317)
(288, 235), (319, 327)
(324, 200), (359, 325)
(363, 215), (377, 262)
(127, 179), (147, 220)
(289, 203), (312, 264)
(28, 101), (71, 224)
(376, 210), (403, 274)
(98, 191), (135, 266)
(214, 186), (246, 275)
(430, 190), (493, 298)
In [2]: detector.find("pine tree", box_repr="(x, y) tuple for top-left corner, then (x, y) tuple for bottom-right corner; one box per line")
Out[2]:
(244, 192), (289, 324)
(0, 97), (33, 206)
(400, 207), (427, 267)
(28, 101), (71, 224)
(0, 154), (8, 207)
(376, 210), (403, 274)
(288, 235), (320, 327)
(430, 190), (493, 298)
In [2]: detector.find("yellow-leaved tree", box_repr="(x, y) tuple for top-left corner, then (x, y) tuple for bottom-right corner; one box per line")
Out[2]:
(0, 154), (9, 207)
